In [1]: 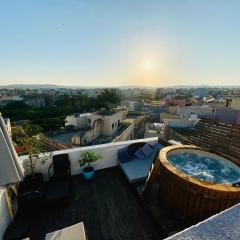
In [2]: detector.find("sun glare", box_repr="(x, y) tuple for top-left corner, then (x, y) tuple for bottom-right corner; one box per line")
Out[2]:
(143, 62), (153, 70)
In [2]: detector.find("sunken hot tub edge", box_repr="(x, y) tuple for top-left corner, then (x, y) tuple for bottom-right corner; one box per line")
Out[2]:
(158, 145), (240, 222)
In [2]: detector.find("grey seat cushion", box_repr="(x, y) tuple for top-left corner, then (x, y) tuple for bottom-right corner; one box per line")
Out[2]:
(119, 143), (164, 182)
(119, 157), (152, 182)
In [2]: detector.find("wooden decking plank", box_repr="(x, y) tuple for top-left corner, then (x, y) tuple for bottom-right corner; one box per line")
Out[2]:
(16, 167), (160, 240)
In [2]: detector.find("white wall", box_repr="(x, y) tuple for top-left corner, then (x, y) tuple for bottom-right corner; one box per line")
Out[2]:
(121, 101), (136, 112)
(113, 123), (135, 142)
(80, 118), (102, 145)
(163, 118), (192, 128)
(20, 137), (159, 180)
(65, 115), (78, 127)
(65, 114), (90, 128)
(102, 111), (125, 136)
(0, 188), (11, 240)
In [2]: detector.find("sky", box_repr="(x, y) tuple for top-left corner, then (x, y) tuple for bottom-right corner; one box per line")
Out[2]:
(0, 0), (240, 87)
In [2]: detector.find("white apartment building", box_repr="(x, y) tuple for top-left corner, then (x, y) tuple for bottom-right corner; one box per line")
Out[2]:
(65, 108), (128, 145)
(65, 113), (92, 129)
(176, 105), (213, 118)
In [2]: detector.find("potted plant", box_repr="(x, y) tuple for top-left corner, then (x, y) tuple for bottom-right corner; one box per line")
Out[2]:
(17, 133), (52, 187)
(79, 151), (102, 180)
(13, 127), (52, 216)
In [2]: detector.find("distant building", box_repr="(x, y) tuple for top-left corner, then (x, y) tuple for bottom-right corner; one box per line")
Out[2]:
(144, 123), (164, 138)
(25, 98), (46, 108)
(61, 107), (129, 146)
(165, 98), (188, 107)
(149, 102), (167, 114)
(193, 88), (209, 99)
(65, 113), (92, 129)
(176, 105), (213, 118)
(163, 118), (193, 128)
(120, 101), (141, 112)
(140, 100), (167, 115)
(0, 96), (23, 107)
(80, 89), (105, 98)
(231, 98), (240, 110)
(160, 113), (180, 122)
(203, 96), (226, 109)
(215, 108), (240, 125)
(167, 106), (178, 115)
(148, 105), (164, 114)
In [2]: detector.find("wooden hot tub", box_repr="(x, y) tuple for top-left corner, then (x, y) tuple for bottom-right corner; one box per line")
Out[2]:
(158, 145), (240, 222)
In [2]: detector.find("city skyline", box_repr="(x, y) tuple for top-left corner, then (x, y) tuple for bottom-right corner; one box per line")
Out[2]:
(0, 0), (240, 87)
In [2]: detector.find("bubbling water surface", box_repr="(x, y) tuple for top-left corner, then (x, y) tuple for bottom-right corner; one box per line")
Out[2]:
(168, 151), (240, 184)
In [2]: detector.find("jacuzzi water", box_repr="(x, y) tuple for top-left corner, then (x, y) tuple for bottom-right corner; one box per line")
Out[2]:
(168, 151), (240, 184)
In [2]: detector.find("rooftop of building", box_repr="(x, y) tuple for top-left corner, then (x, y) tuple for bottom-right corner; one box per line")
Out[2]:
(96, 107), (127, 116)
(70, 113), (92, 118)
(48, 129), (84, 145)
(67, 107), (127, 119)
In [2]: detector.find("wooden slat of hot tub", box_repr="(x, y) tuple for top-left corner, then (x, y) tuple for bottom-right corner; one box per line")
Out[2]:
(155, 145), (240, 222)
(143, 137), (172, 196)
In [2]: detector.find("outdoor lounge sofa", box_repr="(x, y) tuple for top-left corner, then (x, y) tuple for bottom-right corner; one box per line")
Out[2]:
(45, 222), (86, 240)
(118, 142), (164, 183)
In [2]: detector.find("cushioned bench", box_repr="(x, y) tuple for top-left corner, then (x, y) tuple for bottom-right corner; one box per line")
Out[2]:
(45, 222), (86, 240)
(118, 142), (164, 183)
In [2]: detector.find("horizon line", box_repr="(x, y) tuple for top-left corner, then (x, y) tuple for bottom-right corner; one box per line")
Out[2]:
(1, 83), (240, 89)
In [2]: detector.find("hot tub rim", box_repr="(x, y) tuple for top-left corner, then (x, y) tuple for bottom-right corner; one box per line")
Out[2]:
(159, 145), (240, 192)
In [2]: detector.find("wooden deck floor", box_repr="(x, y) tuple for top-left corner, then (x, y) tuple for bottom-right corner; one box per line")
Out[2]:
(26, 167), (160, 240)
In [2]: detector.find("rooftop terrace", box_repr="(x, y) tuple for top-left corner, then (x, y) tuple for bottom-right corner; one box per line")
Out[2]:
(13, 167), (161, 240)
(1, 135), (240, 240)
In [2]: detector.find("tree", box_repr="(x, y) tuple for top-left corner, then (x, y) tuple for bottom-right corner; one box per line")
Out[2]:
(96, 89), (121, 109)
(21, 123), (43, 136)
(12, 127), (25, 144)
(18, 134), (41, 177)
(18, 133), (52, 177)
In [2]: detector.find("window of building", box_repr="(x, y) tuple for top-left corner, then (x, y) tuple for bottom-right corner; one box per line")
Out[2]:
(112, 123), (114, 129)
(118, 120), (120, 126)
(88, 119), (91, 124)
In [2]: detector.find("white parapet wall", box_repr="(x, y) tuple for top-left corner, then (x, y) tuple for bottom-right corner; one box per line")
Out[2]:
(0, 187), (11, 240)
(20, 137), (160, 180)
(166, 203), (240, 240)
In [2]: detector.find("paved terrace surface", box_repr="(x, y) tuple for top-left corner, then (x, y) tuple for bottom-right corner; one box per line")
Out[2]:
(20, 167), (160, 240)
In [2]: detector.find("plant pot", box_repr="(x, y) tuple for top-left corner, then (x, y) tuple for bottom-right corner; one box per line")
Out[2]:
(17, 173), (45, 215)
(82, 166), (95, 180)
(21, 173), (44, 190)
